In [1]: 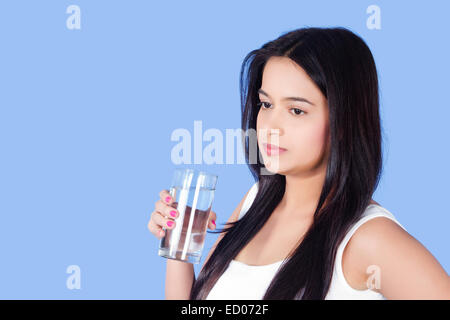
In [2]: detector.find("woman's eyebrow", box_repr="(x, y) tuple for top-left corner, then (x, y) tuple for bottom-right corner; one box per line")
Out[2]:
(258, 89), (315, 106)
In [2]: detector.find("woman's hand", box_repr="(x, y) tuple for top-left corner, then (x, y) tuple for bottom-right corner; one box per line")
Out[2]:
(148, 189), (217, 239)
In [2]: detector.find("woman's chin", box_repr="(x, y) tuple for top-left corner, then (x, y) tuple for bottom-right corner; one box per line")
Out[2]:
(260, 160), (287, 175)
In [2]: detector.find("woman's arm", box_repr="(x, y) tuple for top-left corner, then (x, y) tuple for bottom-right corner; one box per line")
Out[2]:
(165, 259), (196, 300)
(345, 216), (450, 299)
(165, 184), (254, 299)
(165, 208), (217, 299)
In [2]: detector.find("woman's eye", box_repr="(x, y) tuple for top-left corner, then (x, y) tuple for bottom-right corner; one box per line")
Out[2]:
(290, 108), (305, 116)
(257, 102), (271, 109)
(257, 102), (305, 116)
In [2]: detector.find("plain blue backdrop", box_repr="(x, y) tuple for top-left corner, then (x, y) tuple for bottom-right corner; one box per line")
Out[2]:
(0, 0), (448, 299)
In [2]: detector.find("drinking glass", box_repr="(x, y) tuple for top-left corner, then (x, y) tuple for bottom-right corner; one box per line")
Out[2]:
(158, 168), (218, 264)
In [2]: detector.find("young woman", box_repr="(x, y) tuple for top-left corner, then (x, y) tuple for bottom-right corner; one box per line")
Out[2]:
(148, 27), (450, 299)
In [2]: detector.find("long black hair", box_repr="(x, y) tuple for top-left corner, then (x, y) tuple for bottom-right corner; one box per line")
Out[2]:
(190, 27), (382, 299)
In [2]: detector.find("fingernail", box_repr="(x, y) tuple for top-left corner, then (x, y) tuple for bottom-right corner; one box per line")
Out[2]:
(170, 210), (177, 218)
(212, 220), (216, 226)
(165, 196), (171, 203)
(166, 221), (174, 228)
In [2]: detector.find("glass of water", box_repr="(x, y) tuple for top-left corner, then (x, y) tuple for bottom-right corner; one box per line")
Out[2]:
(158, 168), (218, 264)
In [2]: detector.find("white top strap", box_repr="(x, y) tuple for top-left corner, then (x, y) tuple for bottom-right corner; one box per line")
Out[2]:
(238, 181), (259, 220)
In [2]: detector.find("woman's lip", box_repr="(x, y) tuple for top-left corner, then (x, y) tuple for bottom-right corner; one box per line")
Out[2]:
(263, 143), (287, 156)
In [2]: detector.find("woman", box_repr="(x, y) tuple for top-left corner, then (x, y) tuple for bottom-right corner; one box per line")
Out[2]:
(148, 27), (449, 299)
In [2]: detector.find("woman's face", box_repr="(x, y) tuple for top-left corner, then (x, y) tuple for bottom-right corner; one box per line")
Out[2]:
(256, 56), (330, 176)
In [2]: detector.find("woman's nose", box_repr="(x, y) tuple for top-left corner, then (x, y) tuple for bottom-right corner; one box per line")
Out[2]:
(266, 111), (285, 137)
(259, 124), (284, 143)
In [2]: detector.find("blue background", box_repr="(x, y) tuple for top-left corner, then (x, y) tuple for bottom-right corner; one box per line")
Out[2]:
(0, 0), (448, 299)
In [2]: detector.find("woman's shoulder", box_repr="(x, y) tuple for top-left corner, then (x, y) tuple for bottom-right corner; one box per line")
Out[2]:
(343, 204), (450, 298)
(344, 203), (410, 259)
(346, 203), (410, 256)
(341, 203), (413, 292)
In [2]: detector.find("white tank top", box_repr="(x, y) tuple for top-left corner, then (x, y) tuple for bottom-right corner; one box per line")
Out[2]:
(205, 181), (407, 300)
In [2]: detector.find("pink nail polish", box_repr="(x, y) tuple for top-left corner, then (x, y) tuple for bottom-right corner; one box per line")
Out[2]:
(170, 210), (176, 218)
(167, 221), (174, 227)
(165, 196), (171, 203)
(212, 220), (216, 226)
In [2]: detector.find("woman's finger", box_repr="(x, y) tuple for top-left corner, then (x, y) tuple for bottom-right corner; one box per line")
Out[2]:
(208, 210), (217, 230)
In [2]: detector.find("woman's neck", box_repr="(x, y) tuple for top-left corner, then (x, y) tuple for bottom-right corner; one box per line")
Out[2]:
(277, 167), (327, 221)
